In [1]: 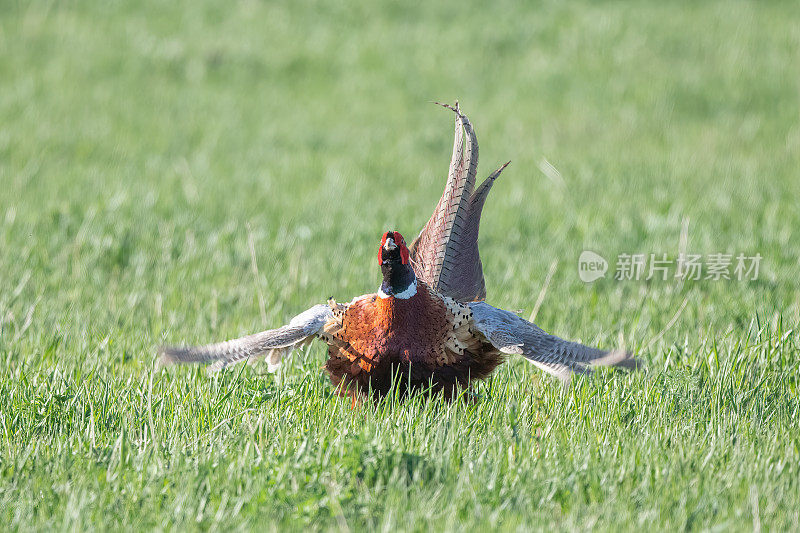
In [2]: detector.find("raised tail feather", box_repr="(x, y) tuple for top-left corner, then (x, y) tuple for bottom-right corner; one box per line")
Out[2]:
(409, 102), (510, 303)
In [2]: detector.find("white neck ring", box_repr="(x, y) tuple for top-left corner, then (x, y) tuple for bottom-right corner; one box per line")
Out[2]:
(378, 279), (417, 300)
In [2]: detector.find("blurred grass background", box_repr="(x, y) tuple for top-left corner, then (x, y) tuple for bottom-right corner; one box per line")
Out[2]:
(1, 0), (799, 530)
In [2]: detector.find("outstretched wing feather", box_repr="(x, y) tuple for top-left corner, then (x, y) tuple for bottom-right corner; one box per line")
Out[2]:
(159, 304), (333, 371)
(469, 302), (640, 381)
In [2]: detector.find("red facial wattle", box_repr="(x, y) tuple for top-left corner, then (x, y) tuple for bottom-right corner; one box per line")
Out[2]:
(394, 232), (409, 265)
(379, 231), (410, 266)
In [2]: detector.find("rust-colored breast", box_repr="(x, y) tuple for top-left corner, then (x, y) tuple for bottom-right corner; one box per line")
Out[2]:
(346, 287), (449, 370)
(323, 282), (504, 401)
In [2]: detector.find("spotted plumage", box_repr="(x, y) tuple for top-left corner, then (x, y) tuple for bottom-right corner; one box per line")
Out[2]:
(159, 104), (640, 402)
(320, 281), (503, 401)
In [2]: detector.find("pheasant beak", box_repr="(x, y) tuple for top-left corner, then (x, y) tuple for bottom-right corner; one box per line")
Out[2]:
(379, 230), (410, 266)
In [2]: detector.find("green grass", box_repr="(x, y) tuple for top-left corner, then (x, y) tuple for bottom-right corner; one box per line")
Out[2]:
(1, 0), (799, 530)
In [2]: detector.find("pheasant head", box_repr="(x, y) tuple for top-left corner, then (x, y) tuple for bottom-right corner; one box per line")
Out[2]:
(378, 231), (417, 299)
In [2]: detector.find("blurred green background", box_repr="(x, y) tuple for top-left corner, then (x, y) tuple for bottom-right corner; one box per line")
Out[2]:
(1, 0), (799, 530)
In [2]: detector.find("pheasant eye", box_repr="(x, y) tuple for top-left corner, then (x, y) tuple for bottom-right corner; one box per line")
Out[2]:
(393, 232), (409, 264)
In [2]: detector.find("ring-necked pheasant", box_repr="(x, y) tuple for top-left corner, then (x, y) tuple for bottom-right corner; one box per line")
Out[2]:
(160, 103), (639, 401)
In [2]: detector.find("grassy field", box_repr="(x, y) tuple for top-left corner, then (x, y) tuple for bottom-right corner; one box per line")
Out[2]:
(1, 0), (799, 530)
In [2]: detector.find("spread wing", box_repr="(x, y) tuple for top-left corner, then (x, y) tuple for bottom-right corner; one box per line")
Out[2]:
(409, 102), (510, 303)
(159, 304), (333, 372)
(469, 302), (641, 382)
